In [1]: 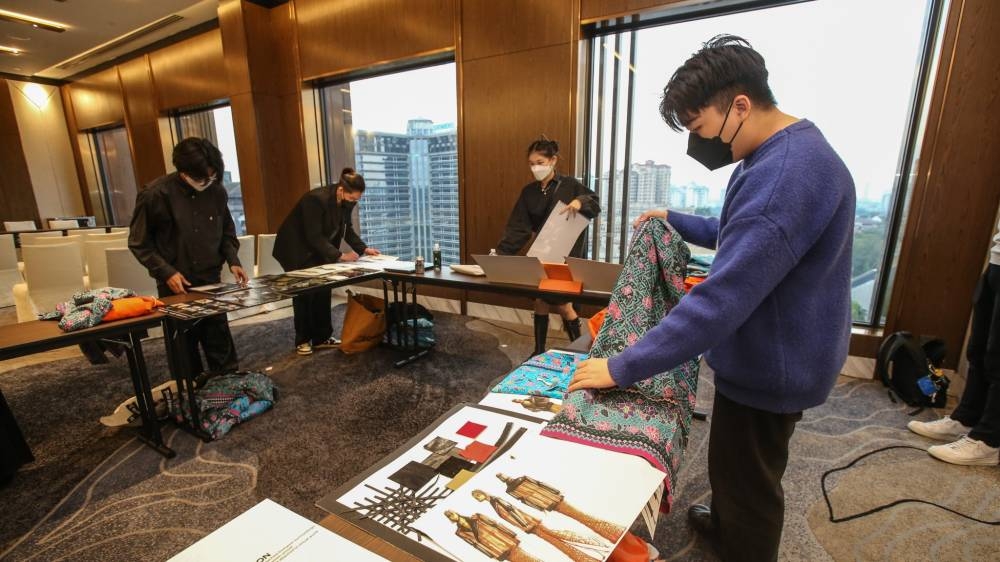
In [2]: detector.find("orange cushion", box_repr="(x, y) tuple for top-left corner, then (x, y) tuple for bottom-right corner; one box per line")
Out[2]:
(103, 296), (164, 321)
(588, 307), (608, 341)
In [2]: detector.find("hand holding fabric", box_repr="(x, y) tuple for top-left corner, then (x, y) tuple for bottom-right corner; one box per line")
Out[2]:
(567, 358), (616, 392)
(632, 209), (668, 229)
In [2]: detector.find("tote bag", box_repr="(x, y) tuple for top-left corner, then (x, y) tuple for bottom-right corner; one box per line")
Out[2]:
(341, 291), (386, 354)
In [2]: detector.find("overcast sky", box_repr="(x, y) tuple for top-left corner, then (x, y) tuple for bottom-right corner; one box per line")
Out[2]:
(339, 0), (933, 204)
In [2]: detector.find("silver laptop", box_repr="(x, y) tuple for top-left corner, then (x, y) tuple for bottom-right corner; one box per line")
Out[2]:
(566, 257), (624, 293)
(472, 255), (546, 286)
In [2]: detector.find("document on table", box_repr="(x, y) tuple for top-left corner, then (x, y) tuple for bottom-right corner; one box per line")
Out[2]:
(527, 200), (591, 263)
(168, 499), (388, 562)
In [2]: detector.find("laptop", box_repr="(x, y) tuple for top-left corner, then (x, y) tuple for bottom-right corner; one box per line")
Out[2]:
(566, 257), (624, 293)
(471, 255), (546, 286)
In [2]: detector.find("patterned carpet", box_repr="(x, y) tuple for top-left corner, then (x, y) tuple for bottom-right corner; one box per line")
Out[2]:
(1, 308), (997, 561)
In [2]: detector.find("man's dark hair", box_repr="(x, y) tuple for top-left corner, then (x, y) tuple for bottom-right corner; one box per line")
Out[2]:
(172, 137), (224, 180)
(338, 167), (366, 193)
(527, 136), (559, 158)
(659, 34), (777, 132)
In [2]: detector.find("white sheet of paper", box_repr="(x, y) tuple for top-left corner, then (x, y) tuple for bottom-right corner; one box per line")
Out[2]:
(168, 499), (388, 562)
(412, 434), (666, 562)
(641, 482), (665, 538)
(526, 201), (591, 263)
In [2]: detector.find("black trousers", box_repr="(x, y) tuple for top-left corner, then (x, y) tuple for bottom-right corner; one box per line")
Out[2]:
(0, 388), (33, 485)
(158, 283), (239, 375)
(708, 390), (802, 562)
(951, 264), (1000, 447)
(292, 289), (333, 346)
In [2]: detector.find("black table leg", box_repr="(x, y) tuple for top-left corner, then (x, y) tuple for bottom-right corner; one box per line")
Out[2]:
(122, 331), (175, 458)
(392, 277), (432, 368)
(163, 318), (211, 442)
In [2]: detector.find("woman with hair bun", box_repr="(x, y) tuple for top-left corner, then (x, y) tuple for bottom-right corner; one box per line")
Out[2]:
(497, 137), (601, 356)
(273, 167), (380, 356)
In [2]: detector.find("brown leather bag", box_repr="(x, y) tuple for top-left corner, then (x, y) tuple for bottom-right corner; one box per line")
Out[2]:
(340, 292), (386, 354)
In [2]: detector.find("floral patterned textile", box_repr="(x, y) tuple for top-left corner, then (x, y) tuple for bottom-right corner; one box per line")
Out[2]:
(171, 371), (276, 440)
(39, 287), (135, 332)
(491, 350), (587, 399)
(541, 219), (699, 512)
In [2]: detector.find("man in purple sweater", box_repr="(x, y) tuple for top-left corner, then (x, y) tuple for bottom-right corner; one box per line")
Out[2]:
(569, 36), (855, 560)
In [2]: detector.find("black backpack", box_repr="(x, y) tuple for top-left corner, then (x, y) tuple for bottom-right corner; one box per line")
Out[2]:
(874, 331), (949, 413)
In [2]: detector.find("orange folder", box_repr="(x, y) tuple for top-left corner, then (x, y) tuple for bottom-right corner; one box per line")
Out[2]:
(539, 263), (583, 294)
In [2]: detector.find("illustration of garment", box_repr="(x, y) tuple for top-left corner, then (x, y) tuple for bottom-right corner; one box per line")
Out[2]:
(514, 395), (562, 414)
(540, 218), (700, 513)
(39, 287), (136, 331)
(497, 473), (624, 542)
(449, 511), (542, 562)
(474, 490), (606, 562)
(491, 351), (586, 399)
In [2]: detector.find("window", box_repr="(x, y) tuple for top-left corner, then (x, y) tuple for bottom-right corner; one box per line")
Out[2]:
(91, 126), (138, 225)
(583, 0), (943, 326)
(318, 62), (459, 265)
(172, 104), (247, 235)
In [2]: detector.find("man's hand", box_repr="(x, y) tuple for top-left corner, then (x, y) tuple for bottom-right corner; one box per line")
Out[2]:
(364, 248), (381, 256)
(632, 209), (668, 228)
(166, 272), (191, 295)
(567, 358), (617, 392)
(559, 199), (583, 217)
(230, 265), (249, 285)
(340, 251), (360, 262)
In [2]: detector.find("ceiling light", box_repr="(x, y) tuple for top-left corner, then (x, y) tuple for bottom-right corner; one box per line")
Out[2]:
(0, 9), (68, 33)
(23, 83), (50, 109)
(0, 45), (21, 55)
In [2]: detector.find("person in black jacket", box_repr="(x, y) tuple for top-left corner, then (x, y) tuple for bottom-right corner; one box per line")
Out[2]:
(129, 138), (245, 375)
(273, 168), (380, 355)
(497, 138), (601, 355)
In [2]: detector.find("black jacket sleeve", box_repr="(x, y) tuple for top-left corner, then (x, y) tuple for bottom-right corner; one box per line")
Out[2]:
(128, 188), (176, 282)
(343, 212), (368, 254)
(496, 190), (533, 255)
(219, 190), (241, 268)
(301, 195), (342, 263)
(571, 180), (601, 219)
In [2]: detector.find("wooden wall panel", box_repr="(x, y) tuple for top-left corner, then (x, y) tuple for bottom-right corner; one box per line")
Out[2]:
(885, 0), (1000, 368)
(581, 0), (687, 23)
(118, 56), (167, 186)
(149, 29), (228, 111)
(461, 43), (577, 259)
(0, 79), (40, 226)
(67, 67), (125, 130)
(295, 0), (455, 80)
(461, 0), (576, 61)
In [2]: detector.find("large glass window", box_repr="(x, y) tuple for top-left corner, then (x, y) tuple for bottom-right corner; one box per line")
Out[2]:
(584, 0), (942, 326)
(318, 62), (459, 265)
(92, 125), (138, 225)
(172, 104), (247, 235)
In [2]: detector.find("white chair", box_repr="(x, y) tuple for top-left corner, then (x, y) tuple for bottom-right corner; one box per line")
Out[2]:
(85, 237), (128, 290)
(3, 221), (36, 232)
(0, 234), (18, 308)
(33, 235), (85, 274)
(221, 235), (255, 283)
(14, 242), (86, 321)
(48, 219), (80, 230)
(18, 231), (63, 246)
(106, 247), (158, 296)
(256, 234), (283, 276)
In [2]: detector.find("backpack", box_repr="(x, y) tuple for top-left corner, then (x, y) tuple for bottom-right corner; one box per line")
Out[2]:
(874, 331), (949, 413)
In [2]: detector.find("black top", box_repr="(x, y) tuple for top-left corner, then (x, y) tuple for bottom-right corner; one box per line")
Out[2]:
(272, 185), (367, 271)
(128, 172), (241, 284)
(496, 174), (600, 257)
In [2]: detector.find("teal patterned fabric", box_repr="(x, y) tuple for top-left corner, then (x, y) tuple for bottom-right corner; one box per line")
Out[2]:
(39, 287), (135, 332)
(541, 219), (700, 512)
(491, 350), (586, 399)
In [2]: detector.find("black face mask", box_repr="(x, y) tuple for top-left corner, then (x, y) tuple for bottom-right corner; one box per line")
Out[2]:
(341, 200), (357, 210)
(687, 102), (744, 171)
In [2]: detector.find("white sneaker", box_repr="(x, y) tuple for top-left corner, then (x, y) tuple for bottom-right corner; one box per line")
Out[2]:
(927, 436), (1000, 466)
(907, 416), (971, 442)
(296, 342), (313, 356)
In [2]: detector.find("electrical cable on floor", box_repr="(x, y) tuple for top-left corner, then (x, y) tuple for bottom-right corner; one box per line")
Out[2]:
(821, 445), (1000, 525)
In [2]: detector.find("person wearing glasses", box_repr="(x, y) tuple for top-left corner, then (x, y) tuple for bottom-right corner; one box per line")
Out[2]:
(129, 137), (246, 376)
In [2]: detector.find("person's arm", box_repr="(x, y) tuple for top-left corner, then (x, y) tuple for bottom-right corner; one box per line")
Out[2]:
(607, 214), (798, 387)
(666, 211), (720, 250)
(344, 212), (368, 254)
(219, 190), (241, 268)
(571, 180), (601, 219)
(496, 192), (533, 255)
(301, 196), (342, 263)
(128, 189), (176, 282)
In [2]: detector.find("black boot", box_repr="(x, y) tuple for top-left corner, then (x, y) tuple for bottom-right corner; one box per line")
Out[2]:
(532, 314), (549, 357)
(564, 318), (582, 342)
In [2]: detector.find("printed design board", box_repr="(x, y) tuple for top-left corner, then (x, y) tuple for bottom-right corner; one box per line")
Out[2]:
(526, 201), (591, 263)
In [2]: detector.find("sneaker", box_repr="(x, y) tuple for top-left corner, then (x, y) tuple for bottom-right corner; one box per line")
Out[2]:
(927, 436), (1000, 466)
(313, 337), (341, 350)
(907, 416), (971, 442)
(296, 342), (313, 356)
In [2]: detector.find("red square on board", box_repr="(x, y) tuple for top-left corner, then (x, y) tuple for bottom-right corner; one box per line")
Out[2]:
(460, 441), (497, 463)
(456, 421), (486, 439)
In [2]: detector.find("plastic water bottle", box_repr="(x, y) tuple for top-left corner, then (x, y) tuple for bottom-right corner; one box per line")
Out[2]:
(433, 242), (442, 271)
(489, 248), (497, 256)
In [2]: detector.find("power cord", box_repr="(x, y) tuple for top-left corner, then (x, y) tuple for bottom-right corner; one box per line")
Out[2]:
(821, 445), (1000, 525)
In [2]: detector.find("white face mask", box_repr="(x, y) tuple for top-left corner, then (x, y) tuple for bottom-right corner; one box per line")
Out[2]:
(530, 164), (554, 182)
(183, 173), (216, 192)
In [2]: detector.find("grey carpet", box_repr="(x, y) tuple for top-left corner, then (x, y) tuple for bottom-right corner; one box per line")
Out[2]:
(2, 309), (998, 561)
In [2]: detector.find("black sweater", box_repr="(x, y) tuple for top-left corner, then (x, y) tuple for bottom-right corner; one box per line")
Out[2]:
(496, 175), (600, 258)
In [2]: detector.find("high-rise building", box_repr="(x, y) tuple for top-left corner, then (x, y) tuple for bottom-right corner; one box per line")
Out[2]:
(353, 119), (459, 265)
(597, 160), (672, 262)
